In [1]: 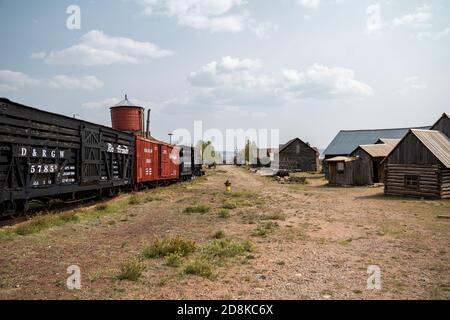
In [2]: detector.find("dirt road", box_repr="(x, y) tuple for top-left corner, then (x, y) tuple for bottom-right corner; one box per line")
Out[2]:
(1, 166), (449, 300)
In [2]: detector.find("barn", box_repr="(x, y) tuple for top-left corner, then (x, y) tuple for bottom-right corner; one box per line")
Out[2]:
(350, 139), (399, 184)
(431, 113), (450, 138)
(383, 129), (450, 199)
(278, 138), (319, 172)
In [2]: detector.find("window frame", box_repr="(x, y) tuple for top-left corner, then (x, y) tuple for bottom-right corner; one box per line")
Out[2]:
(336, 161), (345, 174)
(404, 175), (420, 190)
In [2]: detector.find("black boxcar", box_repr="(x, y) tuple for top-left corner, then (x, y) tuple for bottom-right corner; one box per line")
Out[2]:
(179, 145), (203, 180)
(0, 98), (134, 216)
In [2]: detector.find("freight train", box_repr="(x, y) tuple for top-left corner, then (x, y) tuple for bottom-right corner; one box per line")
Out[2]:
(0, 96), (203, 217)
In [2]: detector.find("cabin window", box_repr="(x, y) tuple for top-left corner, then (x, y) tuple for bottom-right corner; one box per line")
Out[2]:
(405, 175), (420, 189)
(296, 145), (300, 154)
(337, 162), (345, 173)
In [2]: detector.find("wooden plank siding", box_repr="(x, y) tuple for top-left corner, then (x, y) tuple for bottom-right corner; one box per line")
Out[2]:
(431, 115), (450, 139)
(279, 139), (319, 172)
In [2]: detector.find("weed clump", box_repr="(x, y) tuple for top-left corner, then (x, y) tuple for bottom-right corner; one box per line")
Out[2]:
(165, 252), (183, 267)
(116, 259), (145, 281)
(218, 209), (230, 218)
(141, 236), (196, 258)
(183, 204), (211, 214)
(252, 222), (278, 237)
(182, 259), (214, 279)
(202, 238), (253, 263)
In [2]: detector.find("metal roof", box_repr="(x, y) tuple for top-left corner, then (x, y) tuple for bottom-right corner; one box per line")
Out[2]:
(411, 129), (450, 168)
(356, 141), (399, 158)
(323, 127), (430, 156)
(111, 95), (142, 108)
(326, 156), (358, 162)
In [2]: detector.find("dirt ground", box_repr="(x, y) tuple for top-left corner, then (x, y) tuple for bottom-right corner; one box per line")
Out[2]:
(1, 166), (449, 300)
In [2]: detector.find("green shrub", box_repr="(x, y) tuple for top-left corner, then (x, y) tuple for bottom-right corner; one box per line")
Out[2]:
(218, 209), (230, 218)
(222, 202), (237, 210)
(252, 222), (278, 237)
(165, 252), (183, 267)
(182, 259), (214, 279)
(202, 238), (253, 262)
(142, 236), (196, 258)
(183, 204), (211, 214)
(116, 259), (145, 281)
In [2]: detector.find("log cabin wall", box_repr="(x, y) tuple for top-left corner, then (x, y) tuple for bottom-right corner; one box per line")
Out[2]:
(279, 139), (319, 172)
(441, 168), (450, 198)
(384, 132), (445, 198)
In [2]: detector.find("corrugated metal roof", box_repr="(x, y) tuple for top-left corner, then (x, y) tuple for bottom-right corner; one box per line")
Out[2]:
(411, 129), (450, 168)
(357, 142), (399, 158)
(112, 95), (142, 108)
(326, 156), (358, 162)
(323, 127), (430, 156)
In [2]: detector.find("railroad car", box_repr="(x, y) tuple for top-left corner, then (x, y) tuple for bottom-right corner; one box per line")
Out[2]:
(0, 96), (203, 217)
(179, 143), (205, 180)
(110, 97), (179, 188)
(0, 98), (135, 216)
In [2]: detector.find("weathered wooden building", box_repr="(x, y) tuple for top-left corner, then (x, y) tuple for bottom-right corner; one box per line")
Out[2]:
(322, 127), (429, 177)
(278, 138), (319, 172)
(431, 113), (450, 138)
(383, 129), (450, 199)
(350, 139), (399, 184)
(326, 156), (371, 186)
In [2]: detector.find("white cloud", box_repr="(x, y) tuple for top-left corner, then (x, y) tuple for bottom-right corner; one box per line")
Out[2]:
(180, 57), (373, 110)
(298, 0), (320, 10)
(82, 98), (121, 109)
(30, 51), (47, 59)
(283, 64), (373, 99)
(137, 0), (277, 37)
(34, 30), (173, 66)
(0, 70), (104, 92)
(393, 5), (431, 28)
(414, 26), (450, 40)
(399, 76), (426, 93)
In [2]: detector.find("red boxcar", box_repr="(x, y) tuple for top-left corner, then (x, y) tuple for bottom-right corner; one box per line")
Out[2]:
(135, 135), (179, 185)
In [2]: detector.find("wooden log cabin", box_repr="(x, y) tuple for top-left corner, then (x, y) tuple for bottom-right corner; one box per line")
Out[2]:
(278, 138), (319, 172)
(350, 139), (399, 184)
(383, 129), (450, 199)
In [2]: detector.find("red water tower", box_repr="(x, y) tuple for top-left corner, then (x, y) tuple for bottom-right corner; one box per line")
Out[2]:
(110, 95), (145, 135)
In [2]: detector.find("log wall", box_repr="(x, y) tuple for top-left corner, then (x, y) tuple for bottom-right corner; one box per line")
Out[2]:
(384, 164), (441, 198)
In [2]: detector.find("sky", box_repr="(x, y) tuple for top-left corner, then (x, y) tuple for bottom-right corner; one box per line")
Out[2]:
(0, 0), (449, 151)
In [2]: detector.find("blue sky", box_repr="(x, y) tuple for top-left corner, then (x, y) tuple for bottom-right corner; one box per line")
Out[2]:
(1, 0), (449, 150)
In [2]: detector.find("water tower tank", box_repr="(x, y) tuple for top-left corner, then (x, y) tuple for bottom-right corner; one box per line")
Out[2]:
(110, 95), (145, 134)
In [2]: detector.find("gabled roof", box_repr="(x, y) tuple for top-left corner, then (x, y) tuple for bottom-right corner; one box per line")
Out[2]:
(411, 129), (450, 168)
(323, 126), (430, 156)
(279, 138), (318, 154)
(375, 138), (401, 145)
(355, 141), (399, 158)
(383, 129), (450, 168)
(431, 112), (450, 129)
